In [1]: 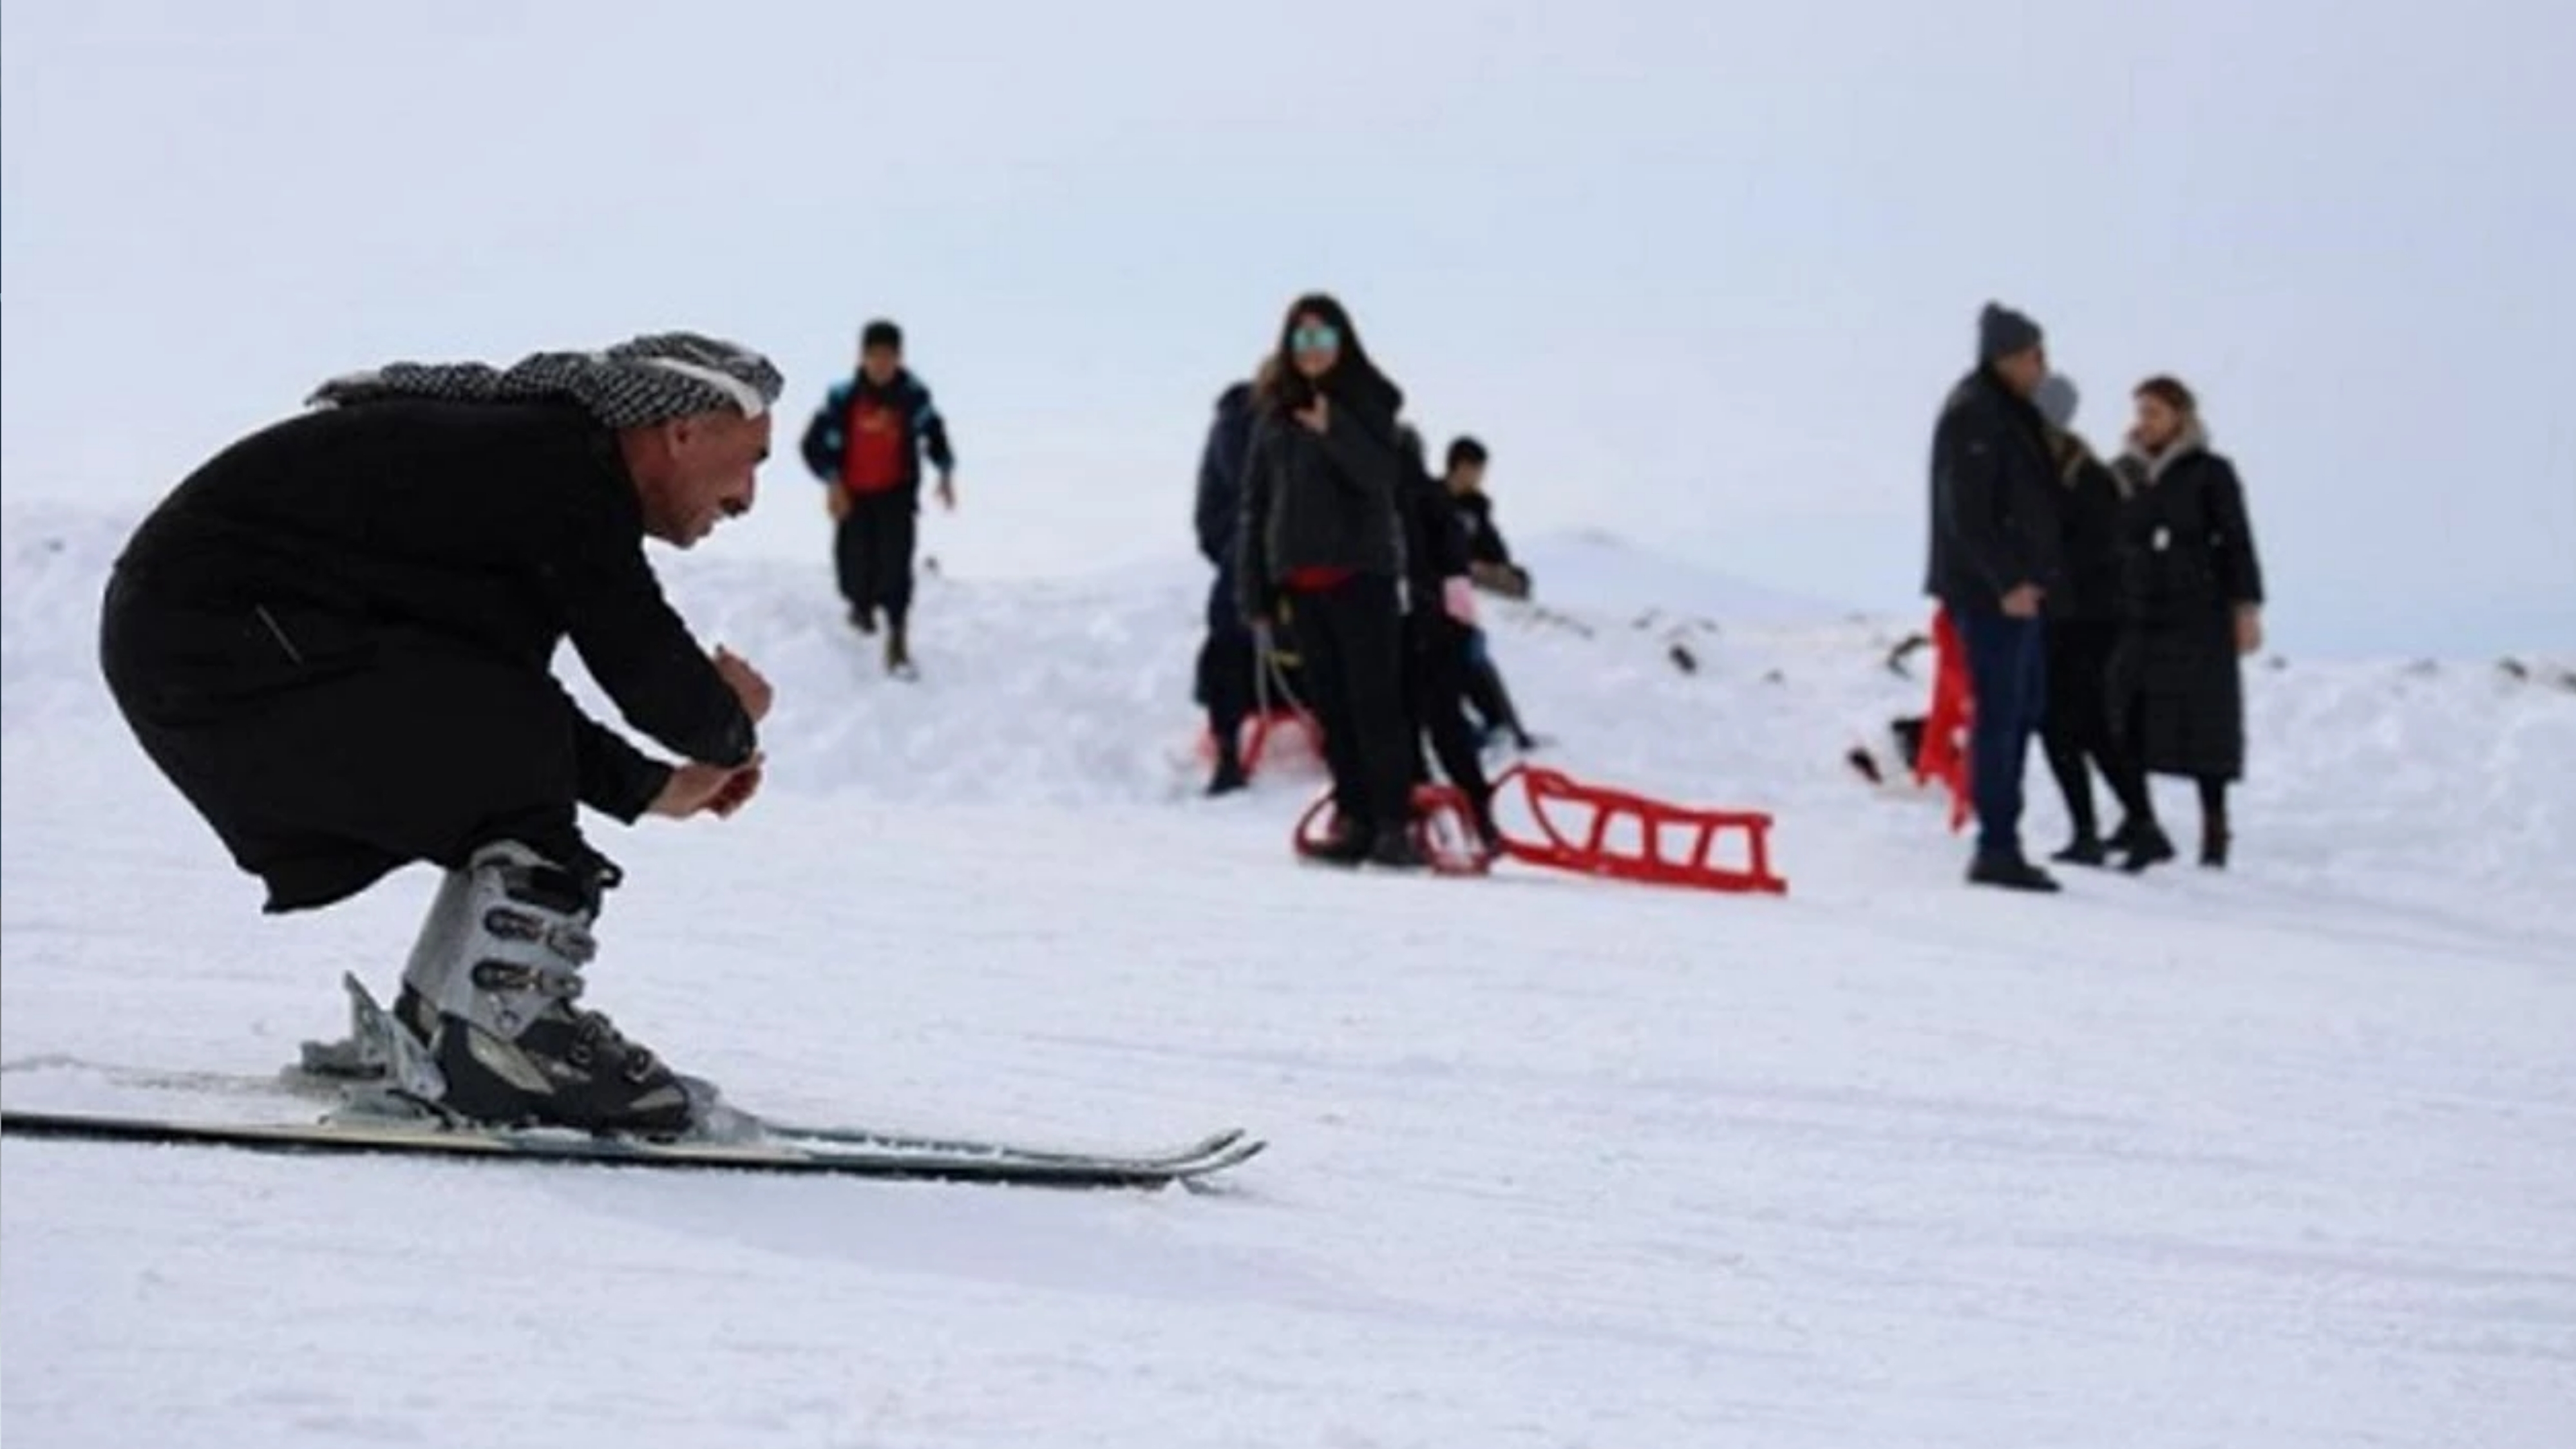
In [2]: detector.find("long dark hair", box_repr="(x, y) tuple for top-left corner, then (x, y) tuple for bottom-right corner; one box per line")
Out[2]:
(1256, 292), (1401, 420)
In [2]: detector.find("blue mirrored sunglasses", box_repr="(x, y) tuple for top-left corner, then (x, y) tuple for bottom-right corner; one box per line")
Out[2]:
(1290, 324), (1341, 352)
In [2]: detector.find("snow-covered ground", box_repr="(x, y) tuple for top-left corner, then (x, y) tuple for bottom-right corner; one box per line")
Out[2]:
(4, 498), (2572, 1448)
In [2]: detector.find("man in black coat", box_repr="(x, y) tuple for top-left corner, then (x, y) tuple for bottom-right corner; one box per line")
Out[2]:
(1192, 372), (1262, 794)
(100, 332), (782, 1134)
(1926, 302), (2065, 890)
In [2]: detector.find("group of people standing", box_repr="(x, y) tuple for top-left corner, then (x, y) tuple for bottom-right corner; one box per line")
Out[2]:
(1192, 293), (1539, 868)
(1928, 301), (2269, 892)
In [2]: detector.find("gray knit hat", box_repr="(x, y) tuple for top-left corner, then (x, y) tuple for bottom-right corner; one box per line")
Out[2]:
(1978, 302), (2043, 363)
(2032, 372), (2079, 429)
(308, 330), (785, 428)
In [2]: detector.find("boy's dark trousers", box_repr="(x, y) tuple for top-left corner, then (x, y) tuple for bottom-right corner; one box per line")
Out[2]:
(834, 489), (917, 627)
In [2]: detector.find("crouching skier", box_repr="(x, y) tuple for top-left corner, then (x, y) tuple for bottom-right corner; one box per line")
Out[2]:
(98, 332), (783, 1135)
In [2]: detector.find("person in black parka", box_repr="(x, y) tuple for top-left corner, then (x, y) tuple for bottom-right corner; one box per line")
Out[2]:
(2110, 374), (2268, 869)
(1926, 302), (2067, 891)
(1395, 424), (1499, 847)
(1236, 292), (1423, 868)
(1441, 435), (1539, 751)
(2030, 372), (2163, 867)
(99, 333), (782, 1136)
(1192, 368), (1264, 794)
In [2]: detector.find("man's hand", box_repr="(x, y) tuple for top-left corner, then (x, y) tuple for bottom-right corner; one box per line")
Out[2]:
(649, 757), (764, 819)
(936, 475), (958, 512)
(2234, 604), (2264, 656)
(2001, 583), (2045, 619)
(826, 487), (851, 522)
(1294, 393), (1330, 434)
(713, 645), (773, 723)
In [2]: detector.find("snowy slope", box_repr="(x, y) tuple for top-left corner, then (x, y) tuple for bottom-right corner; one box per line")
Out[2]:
(4, 499), (2573, 1449)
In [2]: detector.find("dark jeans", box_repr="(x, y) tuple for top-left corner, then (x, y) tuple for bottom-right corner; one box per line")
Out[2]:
(1955, 607), (2047, 862)
(833, 490), (917, 625)
(1288, 574), (1414, 837)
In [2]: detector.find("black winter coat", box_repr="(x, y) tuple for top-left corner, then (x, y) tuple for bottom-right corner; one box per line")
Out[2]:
(1452, 491), (1515, 570)
(1396, 435), (1473, 625)
(1926, 370), (2064, 612)
(107, 399), (757, 818)
(797, 368), (954, 506)
(2109, 435), (2266, 781)
(1194, 383), (1259, 567)
(1234, 370), (1407, 622)
(2044, 430), (2127, 622)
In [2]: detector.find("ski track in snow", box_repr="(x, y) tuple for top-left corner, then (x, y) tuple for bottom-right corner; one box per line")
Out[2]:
(5, 499), (2573, 1448)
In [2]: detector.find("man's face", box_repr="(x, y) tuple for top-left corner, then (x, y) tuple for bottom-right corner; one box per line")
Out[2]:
(861, 345), (900, 386)
(1996, 345), (2047, 398)
(639, 410), (772, 548)
(1447, 460), (1486, 495)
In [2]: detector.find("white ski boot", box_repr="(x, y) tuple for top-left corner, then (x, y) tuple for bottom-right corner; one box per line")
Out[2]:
(381, 842), (699, 1135)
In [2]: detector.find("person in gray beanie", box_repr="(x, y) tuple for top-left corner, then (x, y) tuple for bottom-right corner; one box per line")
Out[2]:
(1925, 301), (2065, 890)
(100, 331), (785, 1135)
(2031, 371), (2164, 868)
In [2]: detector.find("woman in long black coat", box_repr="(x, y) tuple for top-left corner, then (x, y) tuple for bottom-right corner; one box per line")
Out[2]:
(2110, 375), (2267, 869)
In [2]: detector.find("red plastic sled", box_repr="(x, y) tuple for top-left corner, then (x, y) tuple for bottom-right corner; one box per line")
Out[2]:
(1197, 708), (1324, 780)
(1486, 763), (1788, 895)
(1913, 607), (1974, 833)
(1292, 784), (1498, 876)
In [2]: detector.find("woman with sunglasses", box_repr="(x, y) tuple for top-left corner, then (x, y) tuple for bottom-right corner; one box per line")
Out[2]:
(1236, 294), (1424, 867)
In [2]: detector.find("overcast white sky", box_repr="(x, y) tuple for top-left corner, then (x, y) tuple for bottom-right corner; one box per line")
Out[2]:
(5, 0), (2570, 656)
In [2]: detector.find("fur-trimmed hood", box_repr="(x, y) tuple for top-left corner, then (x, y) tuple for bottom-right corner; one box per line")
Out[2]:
(2120, 415), (2213, 489)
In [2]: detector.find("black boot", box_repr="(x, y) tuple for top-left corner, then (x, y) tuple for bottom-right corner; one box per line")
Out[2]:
(2198, 779), (2231, 869)
(2050, 833), (2107, 867)
(1206, 746), (1249, 797)
(1967, 853), (2061, 892)
(2119, 820), (2179, 873)
(1296, 813), (1370, 866)
(885, 616), (916, 679)
(1366, 826), (1427, 870)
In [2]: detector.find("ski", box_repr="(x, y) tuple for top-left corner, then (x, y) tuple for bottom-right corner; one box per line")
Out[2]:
(0, 1108), (1265, 1190)
(741, 1119), (1251, 1171)
(5, 976), (1267, 1182)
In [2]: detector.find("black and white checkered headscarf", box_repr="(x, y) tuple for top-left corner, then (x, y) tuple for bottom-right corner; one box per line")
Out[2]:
(307, 331), (785, 428)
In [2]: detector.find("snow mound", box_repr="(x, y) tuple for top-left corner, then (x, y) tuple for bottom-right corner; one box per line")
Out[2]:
(1510, 526), (1855, 627)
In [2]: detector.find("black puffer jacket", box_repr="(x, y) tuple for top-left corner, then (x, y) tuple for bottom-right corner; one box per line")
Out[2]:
(1926, 368), (2064, 611)
(1234, 366), (1407, 621)
(1396, 428), (1473, 621)
(2045, 429), (2128, 621)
